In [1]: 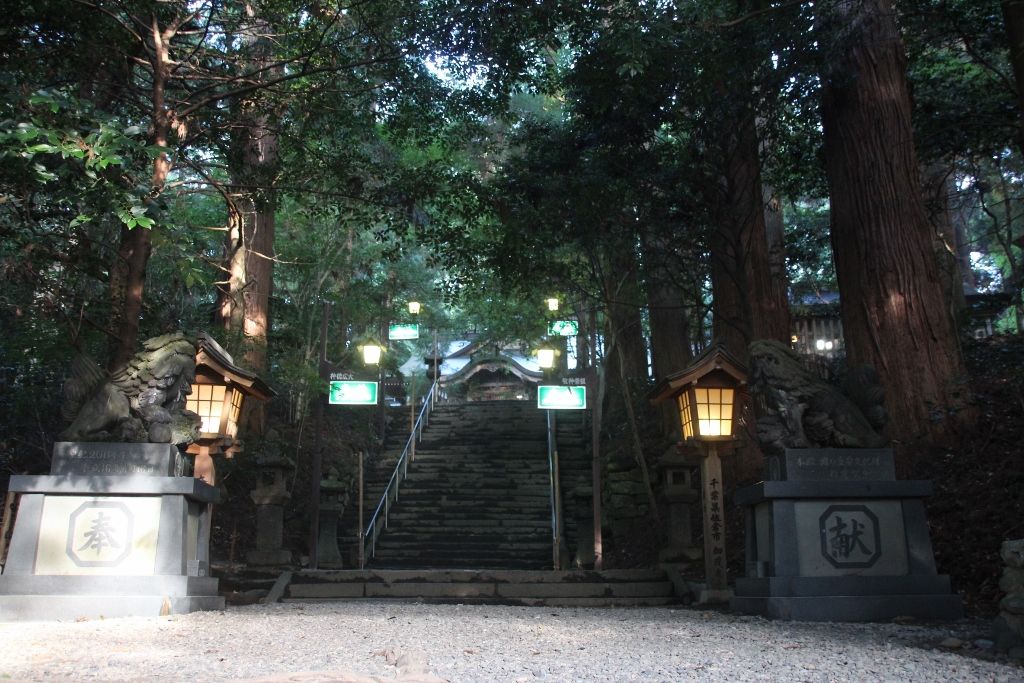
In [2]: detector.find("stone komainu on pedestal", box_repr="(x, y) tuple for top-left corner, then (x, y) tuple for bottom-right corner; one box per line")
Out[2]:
(730, 340), (963, 621)
(0, 333), (224, 621)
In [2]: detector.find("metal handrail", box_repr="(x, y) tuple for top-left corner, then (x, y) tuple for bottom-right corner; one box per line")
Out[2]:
(361, 378), (439, 567)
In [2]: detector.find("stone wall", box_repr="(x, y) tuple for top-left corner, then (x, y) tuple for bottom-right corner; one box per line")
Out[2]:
(997, 539), (1024, 655)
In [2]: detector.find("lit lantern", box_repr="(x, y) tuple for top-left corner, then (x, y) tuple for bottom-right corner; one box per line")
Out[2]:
(408, 301), (421, 315)
(360, 342), (384, 366)
(186, 333), (274, 479)
(545, 297), (560, 312)
(650, 345), (746, 443)
(536, 347), (556, 369)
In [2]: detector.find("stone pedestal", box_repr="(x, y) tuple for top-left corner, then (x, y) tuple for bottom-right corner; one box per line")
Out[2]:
(731, 448), (963, 621)
(0, 442), (223, 621)
(316, 480), (346, 568)
(246, 504), (291, 566)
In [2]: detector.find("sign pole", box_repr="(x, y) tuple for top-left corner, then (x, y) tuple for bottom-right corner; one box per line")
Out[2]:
(591, 367), (603, 570)
(358, 450), (365, 569)
(310, 301), (329, 570)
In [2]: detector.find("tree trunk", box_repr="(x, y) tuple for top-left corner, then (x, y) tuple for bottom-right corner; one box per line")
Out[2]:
(601, 243), (647, 382)
(215, 6), (279, 372)
(107, 16), (173, 371)
(819, 0), (973, 447)
(1002, 1), (1024, 155)
(922, 163), (969, 328)
(641, 232), (693, 380)
(710, 108), (790, 362)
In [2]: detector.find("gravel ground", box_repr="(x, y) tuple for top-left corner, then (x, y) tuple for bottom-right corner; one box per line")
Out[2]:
(1, 602), (1021, 682)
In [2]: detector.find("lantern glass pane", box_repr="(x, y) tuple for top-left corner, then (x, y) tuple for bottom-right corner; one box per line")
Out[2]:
(225, 388), (244, 438)
(678, 392), (694, 439)
(186, 383), (226, 433)
(691, 384), (737, 438)
(699, 419), (719, 436)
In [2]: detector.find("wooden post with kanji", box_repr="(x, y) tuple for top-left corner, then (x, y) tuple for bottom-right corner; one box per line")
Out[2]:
(700, 442), (729, 597)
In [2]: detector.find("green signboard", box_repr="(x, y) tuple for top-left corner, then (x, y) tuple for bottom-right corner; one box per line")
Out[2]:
(388, 323), (420, 340)
(537, 385), (587, 410)
(548, 320), (579, 337)
(328, 380), (379, 405)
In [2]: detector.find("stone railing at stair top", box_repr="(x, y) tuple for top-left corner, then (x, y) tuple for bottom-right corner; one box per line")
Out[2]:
(361, 378), (439, 567)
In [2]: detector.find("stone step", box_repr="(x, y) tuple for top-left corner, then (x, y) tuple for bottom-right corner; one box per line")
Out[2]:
(283, 569), (675, 605)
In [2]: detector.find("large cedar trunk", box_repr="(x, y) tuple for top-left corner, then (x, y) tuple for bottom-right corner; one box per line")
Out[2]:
(601, 243), (648, 382)
(710, 108), (791, 362)
(922, 163), (969, 327)
(108, 224), (153, 371)
(107, 17), (173, 371)
(216, 192), (276, 371)
(641, 232), (693, 380)
(214, 7), (279, 372)
(819, 0), (973, 446)
(1002, 1), (1024, 155)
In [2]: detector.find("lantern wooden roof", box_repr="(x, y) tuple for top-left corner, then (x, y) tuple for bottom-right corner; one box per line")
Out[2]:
(650, 344), (747, 404)
(194, 332), (275, 401)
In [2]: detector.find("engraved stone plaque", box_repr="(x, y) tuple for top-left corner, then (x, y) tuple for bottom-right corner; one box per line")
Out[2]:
(51, 442), (185, 477)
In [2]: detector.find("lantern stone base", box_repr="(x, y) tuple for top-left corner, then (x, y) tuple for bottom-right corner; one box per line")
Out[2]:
(730, 449), (962, 622)
(0, 443), (223, 621)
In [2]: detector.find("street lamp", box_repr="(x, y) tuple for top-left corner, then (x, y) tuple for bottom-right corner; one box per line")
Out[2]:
(536, 346), (556, 369)
(545, 297), (560, 312)
(408, 301), (421, 315)
(650, 344), (746, 603)
(360, 341), (384, 366)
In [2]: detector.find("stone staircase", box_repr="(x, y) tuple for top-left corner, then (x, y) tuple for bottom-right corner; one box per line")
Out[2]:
(219, 400), (679, 607)
(366, 401), (553, 570)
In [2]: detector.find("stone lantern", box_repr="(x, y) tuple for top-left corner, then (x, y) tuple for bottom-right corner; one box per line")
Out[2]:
(246, 441), (294, 567)
(657, 453), (701, 563)
(317, 472), (349, 568)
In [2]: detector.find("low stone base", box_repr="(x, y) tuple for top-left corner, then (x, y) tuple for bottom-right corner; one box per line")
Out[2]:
(697, 588), (733, 605)
(0, 575), (223, 621)
(731, 594), (963, 622)
(246, 549), (293, 566)
(732, 575), (964, 621)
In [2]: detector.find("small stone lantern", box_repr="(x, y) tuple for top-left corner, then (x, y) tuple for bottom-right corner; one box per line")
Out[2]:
(246, 444), (294, 566)
(317, 473), (349, 568)
(657, 452), (701, 563)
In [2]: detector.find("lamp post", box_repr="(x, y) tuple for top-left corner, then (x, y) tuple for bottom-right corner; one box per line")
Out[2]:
(408, 300), (421, 315)
(650, 345), (745, 602)
(545, 297), (560, 312)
